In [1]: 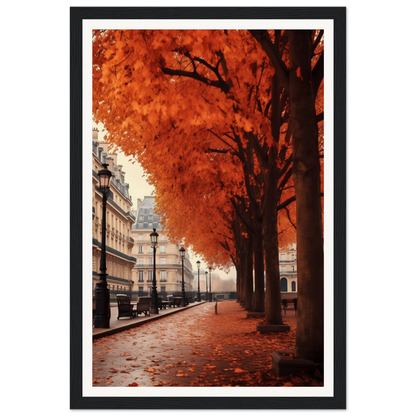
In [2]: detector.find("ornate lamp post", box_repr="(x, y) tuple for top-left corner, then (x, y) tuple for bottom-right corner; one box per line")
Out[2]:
(150, 228), (159, 314)
(95, 163), (112, 328)
(205, 270), (208, 302)
(196, 260), (201, 302)
(179, 247), (186, 306)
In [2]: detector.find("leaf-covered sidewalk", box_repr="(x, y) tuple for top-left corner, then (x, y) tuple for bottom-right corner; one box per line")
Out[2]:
(93, 301), (323, 387)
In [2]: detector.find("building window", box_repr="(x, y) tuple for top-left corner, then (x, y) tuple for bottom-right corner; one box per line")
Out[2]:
(139, 216), (144, 221)
(138, 245), (143, 254)
(161, 286), (166, 292)
(138, 223), (143, 228)
(161, 258), (166, 265)
(292, 281), (296, 292)
(148, 271), (153, 281)
(160, 245), (166, 253)
(280, 253), (286, 261)
(148, 258), (153, 265)
(292, 266), (295, 272)
(281, 266), (286, 272)
(291, 254), (295, 261)
(139, 287), (143, 294)
(281, 278), (288, 292)
(148, 223), (153, 228)
(138, 235), (143, 241)
(160, 271), (166, 282)
(148, 246), (153, 253)
(161, 235), (166, 241)
(138, 259), (143, 266)
(138, 271), (143, 282)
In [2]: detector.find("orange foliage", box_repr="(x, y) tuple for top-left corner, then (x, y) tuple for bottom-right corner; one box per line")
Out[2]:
(92, 29), (323, 268)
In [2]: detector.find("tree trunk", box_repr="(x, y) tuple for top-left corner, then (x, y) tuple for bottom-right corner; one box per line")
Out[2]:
(234, 258), (241, 303)
(288, 30), (324, 363)
(263, 73), (284, 325)
(263, 163), (283, 324)
(252, 221), (264, 312)
(243, 233), (254, 311)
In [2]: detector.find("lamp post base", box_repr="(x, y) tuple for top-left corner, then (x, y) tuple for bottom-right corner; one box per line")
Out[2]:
(94, 283), (110, 328)
(151, 289), (159, 315)
(181, 291), (186, 307)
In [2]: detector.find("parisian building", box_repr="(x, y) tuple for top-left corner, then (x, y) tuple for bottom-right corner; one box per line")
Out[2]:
(280, 243), (298, 296)
(131, 196), (194, 297)
(92, 128), (136, 296)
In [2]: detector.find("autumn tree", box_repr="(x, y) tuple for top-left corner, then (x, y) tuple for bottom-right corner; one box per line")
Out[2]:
(92, 30), (323, 361)
(251, 29), (324, 362)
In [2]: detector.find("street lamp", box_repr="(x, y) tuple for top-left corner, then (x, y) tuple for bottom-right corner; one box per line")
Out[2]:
(209, 267), (212, 302)
(179, 247), (186, 306)
(196, 261), (201, 302)
(95, 163), (112, 328)
(205, 270), (208, 302)
(150, 228), (159, 314)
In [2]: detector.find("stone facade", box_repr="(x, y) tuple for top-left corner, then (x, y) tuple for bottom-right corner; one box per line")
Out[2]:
(279, 243), (298, 296)
(92, 129), (136, 295)
(131, 196), (194, 296)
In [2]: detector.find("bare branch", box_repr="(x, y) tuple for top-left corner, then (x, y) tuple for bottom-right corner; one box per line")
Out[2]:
(161, 66), (230, 93)
(249, 30), (289, 91)
(207, 129), (239, 154)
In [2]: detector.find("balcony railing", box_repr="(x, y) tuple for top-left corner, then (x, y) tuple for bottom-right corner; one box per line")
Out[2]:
(135, 263), (193, 275)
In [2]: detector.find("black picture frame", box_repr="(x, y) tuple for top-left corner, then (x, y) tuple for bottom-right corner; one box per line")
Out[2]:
(70, 7), (346, 409)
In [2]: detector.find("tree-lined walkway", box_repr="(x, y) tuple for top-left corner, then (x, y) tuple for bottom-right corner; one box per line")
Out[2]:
(93, 301), (323, 387)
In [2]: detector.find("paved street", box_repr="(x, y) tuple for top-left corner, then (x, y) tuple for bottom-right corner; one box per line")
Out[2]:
(92, 301), (313, 387)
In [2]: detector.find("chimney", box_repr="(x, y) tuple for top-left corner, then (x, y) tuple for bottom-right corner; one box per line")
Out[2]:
(109, 153), (117, 166)
(107, 155), (114, 172)
(92, 127), (99, 142)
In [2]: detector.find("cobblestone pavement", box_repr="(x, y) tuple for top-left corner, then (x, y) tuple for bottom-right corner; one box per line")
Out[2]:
(93, 301), (302, 387)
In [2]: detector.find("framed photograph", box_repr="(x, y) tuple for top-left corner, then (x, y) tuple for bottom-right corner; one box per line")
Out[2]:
(66, 2), (352, 416)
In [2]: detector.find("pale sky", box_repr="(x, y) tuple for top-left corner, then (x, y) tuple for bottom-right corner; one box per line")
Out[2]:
(94, 125), (236, 284)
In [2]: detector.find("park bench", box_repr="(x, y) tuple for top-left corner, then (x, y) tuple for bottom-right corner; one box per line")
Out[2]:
(281, 298), (297, 315)
(136, 297), (151, 316)
(158, 297), (172, 310)
(172, 297), (182, 307)
(116, 294), (136, 319)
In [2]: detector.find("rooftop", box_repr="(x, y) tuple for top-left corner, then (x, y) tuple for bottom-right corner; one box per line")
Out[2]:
(133, 196), (162, 230)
